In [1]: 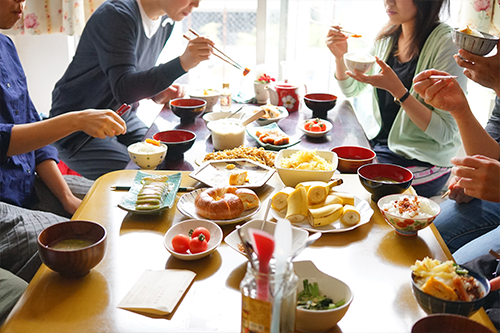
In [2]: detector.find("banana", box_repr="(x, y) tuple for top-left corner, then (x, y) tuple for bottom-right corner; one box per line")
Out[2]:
(297, 179), (344, 204)
(308, 194), (343, 209)
(341, 205), (361, 226)
(285, 187), (309, 223)
(271, 187), (295, 211)
(309, 203), (343, 218)
(330, 191), (355, 206)
(308, 204), (344, 227)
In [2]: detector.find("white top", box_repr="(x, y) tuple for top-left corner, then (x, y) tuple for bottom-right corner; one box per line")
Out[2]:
(137, 0), (162, 39)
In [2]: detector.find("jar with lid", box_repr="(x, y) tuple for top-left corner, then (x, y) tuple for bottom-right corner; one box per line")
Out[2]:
(220, 83), (232, 111)
(240, 260), (298, 333)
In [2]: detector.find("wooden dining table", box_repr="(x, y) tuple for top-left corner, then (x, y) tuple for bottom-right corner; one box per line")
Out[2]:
(1, 100), (495, 332)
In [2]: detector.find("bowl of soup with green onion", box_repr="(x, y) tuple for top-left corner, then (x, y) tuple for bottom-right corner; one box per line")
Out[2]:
(357, 163), (413, 202)
(37, 220), (107, 278)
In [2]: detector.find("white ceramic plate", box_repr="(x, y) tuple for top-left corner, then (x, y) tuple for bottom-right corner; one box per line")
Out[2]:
(176, 188), (261, 225)
(246, 123), (300, 151)
(118, 171), (182, 214)
(189, 159), (275, 188)
(244, 105), (289, 126)
(195, 150), (277, 167)
(270, 194), (374, 233)
(299, 119), (333, 138)
(163, 219), (223, 260)
(224, 219), (309, 257)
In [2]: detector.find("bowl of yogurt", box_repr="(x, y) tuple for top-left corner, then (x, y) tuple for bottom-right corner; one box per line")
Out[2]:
(127, 141), (167, 170)
(207, 118), (246, 151)
(377, 194), (441, 236)
(344, 52), (376, 74)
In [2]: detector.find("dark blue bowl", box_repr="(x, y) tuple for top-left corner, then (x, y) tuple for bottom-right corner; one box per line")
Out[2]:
(357, 163), (413, 202)
(411, 269), (491, 317)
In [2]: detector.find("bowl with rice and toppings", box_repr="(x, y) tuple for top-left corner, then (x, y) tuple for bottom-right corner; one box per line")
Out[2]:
(128, 140), (168, 170)
(411, 257), (491, 317)
(377, 194), (440, 236)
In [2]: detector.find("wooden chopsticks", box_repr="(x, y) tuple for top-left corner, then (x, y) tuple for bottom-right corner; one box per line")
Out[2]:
(183, 29), (250, 76)
(69, 104), (131, 159)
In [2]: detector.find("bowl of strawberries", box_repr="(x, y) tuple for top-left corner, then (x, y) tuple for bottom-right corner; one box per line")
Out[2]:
(300, 118), (333, 138)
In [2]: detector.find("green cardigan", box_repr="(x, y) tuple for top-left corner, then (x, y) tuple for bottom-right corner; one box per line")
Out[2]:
(338, 23), (467, 167)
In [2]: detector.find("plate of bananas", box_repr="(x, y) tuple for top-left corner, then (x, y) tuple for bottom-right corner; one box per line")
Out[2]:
(269, 180), (374, 233)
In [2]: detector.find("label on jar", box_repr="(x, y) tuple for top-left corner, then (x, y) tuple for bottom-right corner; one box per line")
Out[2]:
(241, 295), (272, 333)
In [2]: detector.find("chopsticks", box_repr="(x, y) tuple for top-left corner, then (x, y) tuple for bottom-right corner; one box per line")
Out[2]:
(69, 104), (131, 159)
(429, 75), (457, 80)
(183, 29), (251, 76)
(441, 189), (451, 199)
(311, 6), (362, 38)
(110, 186), (196, 192)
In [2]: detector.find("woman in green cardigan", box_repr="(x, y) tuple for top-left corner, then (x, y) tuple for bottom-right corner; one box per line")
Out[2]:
(326, 0), (467, 197)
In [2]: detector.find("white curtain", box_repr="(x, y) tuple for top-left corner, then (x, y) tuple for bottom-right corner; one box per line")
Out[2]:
(458, 0), (500, 35)
(8, 0), (106, 36)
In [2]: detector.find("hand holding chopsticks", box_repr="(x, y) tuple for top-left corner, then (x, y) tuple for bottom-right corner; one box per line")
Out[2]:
(183, 29), (251, 76)
(69, 104), (130, 159)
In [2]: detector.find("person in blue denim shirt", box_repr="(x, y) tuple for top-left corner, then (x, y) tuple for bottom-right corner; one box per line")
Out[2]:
(0, 0), (127, 287)
(413, 40), (500, 264)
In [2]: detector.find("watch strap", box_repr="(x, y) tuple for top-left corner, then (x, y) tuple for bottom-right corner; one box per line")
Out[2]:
(394, 90), (410, 105)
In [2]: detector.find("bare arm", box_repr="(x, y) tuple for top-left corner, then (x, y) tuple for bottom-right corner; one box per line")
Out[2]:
(35, 159), (81, 215)
(7, 109), (126, 157)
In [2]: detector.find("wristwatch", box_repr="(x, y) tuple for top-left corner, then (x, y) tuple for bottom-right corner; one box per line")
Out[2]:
(394, 90), (410, 106)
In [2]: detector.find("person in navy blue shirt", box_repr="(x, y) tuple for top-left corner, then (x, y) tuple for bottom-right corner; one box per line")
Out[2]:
(0, 0), (127, 293)
(50, 0), (214, 180)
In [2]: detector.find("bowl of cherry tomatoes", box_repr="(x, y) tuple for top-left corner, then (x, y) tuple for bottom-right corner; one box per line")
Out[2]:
(299, 118), (333, 138)
(164, 219), (223, 260)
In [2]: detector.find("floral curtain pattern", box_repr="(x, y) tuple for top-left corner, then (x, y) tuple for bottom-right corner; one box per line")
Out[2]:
(459, 0), (500, 35)
(8, 0), (106, 36)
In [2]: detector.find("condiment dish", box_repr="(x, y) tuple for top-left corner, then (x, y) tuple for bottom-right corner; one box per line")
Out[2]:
(163, 219), (223, 261)
(299, 119), (333, 138)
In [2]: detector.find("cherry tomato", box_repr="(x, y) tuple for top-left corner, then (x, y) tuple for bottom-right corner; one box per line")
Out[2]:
(189, 234), (208, 254)
(311, 124), (321, 132)
(171, 234), (190, 253)
(190, 227), (211, 242)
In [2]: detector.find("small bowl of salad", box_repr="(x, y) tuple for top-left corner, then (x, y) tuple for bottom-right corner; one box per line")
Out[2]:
(295, 261), (353, 332)
(299, 118), (333, 138)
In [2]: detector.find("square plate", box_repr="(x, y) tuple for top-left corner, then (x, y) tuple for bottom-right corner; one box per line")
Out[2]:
(118, 171), (182, 214)
(246, 105), (289, 126)
(225, 218), (309, 257)
(189, 158), (275, 188)
(246, 123), (300, 151)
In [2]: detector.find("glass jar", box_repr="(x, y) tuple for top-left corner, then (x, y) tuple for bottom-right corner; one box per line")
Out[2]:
(220, 83), (232, 111)
(240, 261), (298, 333)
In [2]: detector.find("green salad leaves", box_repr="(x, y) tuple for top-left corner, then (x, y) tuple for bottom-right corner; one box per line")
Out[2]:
(297, 279), (345, 310)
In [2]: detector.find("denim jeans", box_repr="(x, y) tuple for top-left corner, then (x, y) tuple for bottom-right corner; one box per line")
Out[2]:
(434, 198), (500, 262)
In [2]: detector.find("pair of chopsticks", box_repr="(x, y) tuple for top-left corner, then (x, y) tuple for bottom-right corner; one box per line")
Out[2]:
(183, 29), (251, 76)
(429, 75), (457, 80)
(110, 186), (195, 192)
(69, 104), (131, 159)
(311, 6), (362, 38)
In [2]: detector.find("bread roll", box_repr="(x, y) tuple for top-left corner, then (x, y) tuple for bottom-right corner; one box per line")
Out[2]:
(235, 188), (260, 210)
(194, 187), (244, 220)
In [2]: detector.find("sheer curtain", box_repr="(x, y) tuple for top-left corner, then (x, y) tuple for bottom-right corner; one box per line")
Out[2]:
(8, 0), (105, 36)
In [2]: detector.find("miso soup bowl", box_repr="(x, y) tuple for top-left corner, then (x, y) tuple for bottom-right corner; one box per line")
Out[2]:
(37, 220), (107, 278)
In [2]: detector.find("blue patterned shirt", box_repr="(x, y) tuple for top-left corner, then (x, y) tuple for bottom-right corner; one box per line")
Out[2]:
(0, 33), (59, 208)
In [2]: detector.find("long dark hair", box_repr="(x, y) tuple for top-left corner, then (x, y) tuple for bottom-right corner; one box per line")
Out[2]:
(376, 0), (450, 59)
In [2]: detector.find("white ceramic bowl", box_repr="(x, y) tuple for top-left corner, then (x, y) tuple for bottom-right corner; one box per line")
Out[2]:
(127, 142), (167, 170)
(299, 119), (333, 138)
(188, 90), (221, 112)
(452, 28), (499, 56)
(224, 218), (309, 257)
(377, 194), (441, 236)
(295, 261), (353, 332)
(163, 219), (223, 260)
(275, 149), (338, 187)
(202, 111), (244, 124)
(344, 52), (376, 74)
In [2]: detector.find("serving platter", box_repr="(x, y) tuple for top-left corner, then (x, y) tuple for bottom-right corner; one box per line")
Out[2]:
(270, 194), (374, 233)
(246, 123), (300, 151)
(195, 149), (277, 167)
(118, 171), (182, 214)
(177, 188), (261, 225)
(190, 159), (275, 189)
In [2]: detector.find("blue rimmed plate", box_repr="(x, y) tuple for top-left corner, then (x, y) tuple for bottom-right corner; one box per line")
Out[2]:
(118, 171), (182, 214)
(246, 123), (300, 151)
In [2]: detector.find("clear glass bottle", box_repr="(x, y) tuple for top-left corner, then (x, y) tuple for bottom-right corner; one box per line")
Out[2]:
(240, 261), (297, 333)
(220, 83), (232, 111)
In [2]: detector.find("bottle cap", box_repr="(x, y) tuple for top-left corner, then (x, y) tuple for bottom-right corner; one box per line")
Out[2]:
(223, 83), (230, 89)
